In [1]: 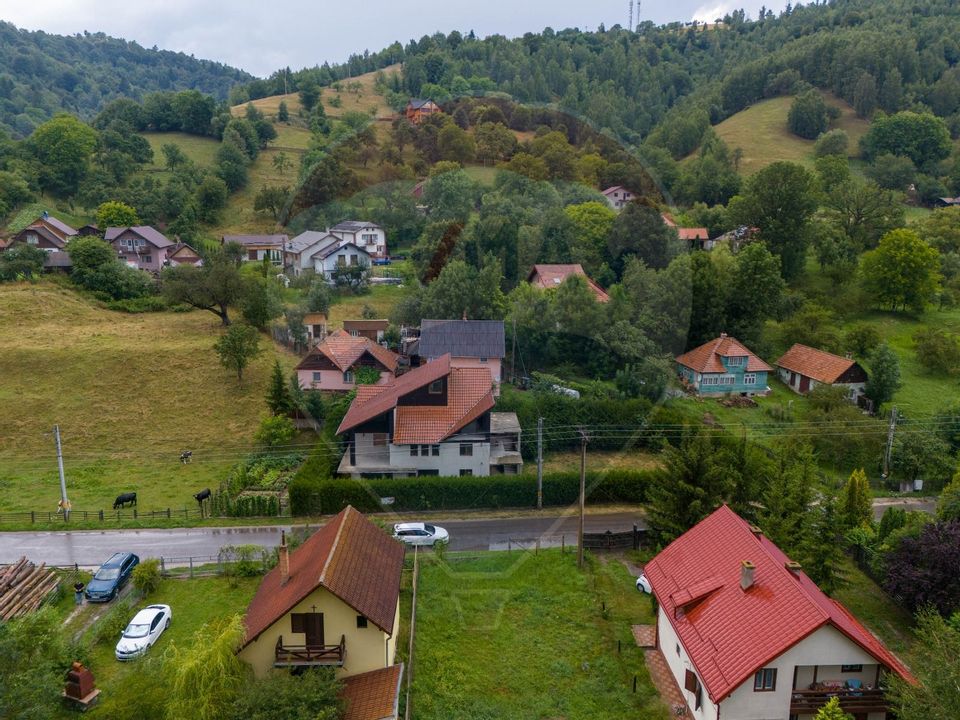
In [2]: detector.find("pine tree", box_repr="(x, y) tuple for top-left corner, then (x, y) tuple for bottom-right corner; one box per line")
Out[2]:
(814, 696), (854, 720)
(840, 468), (873, 529)
(760, 442), (816, 552)
(265, 360), (294, 416)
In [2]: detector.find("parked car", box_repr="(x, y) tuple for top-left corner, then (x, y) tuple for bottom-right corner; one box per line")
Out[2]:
(115, 604), (172, 660)
(85, 552), (139, 602)
(372, 257), (392, 266)
(393, 522), (449, 547)
(635, 573), (651, 594)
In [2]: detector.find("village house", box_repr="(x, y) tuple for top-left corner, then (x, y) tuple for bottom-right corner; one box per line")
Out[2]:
(285, 230), (340, 276)
(676, 334), (772, 396)
(344, 319), (389, 342)
(527, 263), (610, 303)
(304, 311), (328, 343)
(314, 240), (372, 281)
(405, 98), (439, 124)
(410, 319), (505, 391)
(662, 214), (714, 250)
(237, 506), (404, 685)
(643, 505), (914, 720)
(165, 242), (203, 267)
(296, 329), (398, 392)
(776, 344), (868, 401)
(8, 212), (77, 251)
(222, 234), (289, 265)
(105, 226), (174, 272)
(328, 221), (388, 260)
(601, 185), (636, 210)
(336, 354), (522, 478)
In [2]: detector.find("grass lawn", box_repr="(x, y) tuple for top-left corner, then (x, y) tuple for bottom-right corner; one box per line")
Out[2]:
(141, 131), (220, 170)
(3, 200), (93, 234)
(708, 91), (869, 176)
(410, 549), (668, 720)
(72, 575), (259, 719)
(833, 558), (915, 658)
(523, 448), (663, 474)
(325, 284), (410, 327)
(462, 164), (499, 186)
(0, 281), (300, 514)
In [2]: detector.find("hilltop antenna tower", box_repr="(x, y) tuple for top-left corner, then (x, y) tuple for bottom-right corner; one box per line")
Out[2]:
(629, 0), (634, 31)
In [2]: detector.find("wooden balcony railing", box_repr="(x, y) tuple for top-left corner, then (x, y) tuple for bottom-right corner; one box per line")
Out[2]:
(790, 688), (888, 714)
(274, 634), (346, 666)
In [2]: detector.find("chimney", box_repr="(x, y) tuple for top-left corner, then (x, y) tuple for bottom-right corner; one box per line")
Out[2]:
(279, 530), (290, 583)
(748, 524), (763, 539)
(720, 332), (727, 339)
(740, 560), (756, 590)
(785, 561), (802, 576)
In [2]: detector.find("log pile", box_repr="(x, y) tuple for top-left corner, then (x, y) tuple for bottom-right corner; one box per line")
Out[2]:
(0, 556), (61, 620)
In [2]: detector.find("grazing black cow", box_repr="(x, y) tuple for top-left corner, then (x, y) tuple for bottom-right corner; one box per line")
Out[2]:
(193, 488), (211, 503)
(113, 492), (137, 509)
(179, 450), (192, 464)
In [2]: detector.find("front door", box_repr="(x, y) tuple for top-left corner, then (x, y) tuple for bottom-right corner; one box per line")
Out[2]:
(304, 613), (324, 647)
(799, 375), (811, 393)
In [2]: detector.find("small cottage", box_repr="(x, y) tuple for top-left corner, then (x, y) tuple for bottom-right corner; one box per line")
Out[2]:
(676, 334), (772, 396)
(776, 344), (868, 400)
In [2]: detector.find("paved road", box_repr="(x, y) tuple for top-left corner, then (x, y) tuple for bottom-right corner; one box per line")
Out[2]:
(0, 511), (644, 566)
(871, 496), (937, 520)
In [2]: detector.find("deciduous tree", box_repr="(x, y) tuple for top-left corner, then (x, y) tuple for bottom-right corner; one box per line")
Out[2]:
(864, 342), (901, 411)
(213, 323), (262, 385)
(887, 610), (960, 720)
(861, 229), (941, 312)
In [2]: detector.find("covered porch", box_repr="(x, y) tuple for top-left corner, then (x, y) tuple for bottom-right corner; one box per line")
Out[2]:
(274, 634), (346, 668)
(791, 664), (889, 716)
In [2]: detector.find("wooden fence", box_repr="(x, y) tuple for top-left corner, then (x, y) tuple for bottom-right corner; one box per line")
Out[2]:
(0, 506), (290, 525)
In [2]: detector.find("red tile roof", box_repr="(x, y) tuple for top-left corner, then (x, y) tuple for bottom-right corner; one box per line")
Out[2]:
(527, 264), (610, 302)
(643, 505), (914, 703)
(776, 344), (860, 384)
(297, 329), (398, 373)
(241, 506), (404, 648)
(675, 335), (772, 374)
(677, 227), (709, 241)
(341, 664), (403, 720)
(337, 355), (495, 444)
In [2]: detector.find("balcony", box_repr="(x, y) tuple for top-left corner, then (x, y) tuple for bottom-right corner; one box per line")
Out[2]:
(790, 688), (888, 715)
(274, 634), (345, 667)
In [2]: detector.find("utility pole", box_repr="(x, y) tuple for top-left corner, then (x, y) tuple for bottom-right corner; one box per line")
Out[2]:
(536, 417), (543, 510)
(510, 316), (517, 384)
(53, 425), (70, 521)
(577, 427), (588, 569)
(882, 406), (898, 482)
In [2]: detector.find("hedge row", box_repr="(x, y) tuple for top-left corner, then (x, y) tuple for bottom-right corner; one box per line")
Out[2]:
(289, 468), (655, 516)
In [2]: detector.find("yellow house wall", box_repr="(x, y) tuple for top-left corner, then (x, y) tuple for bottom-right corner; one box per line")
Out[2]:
(238, 586), (397, 679)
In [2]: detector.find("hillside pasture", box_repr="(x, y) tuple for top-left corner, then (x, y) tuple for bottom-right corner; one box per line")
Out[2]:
(0, 282), (299, 514)
(141, 131), (220, 171)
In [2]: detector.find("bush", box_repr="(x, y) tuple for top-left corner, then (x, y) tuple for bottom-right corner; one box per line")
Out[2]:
(220, 544), (270, 577)
(788, 89), (828, 140)
(254, 415), (296, 449)
(105, 295), (168, 313)
(814, 129), (849, 158)
(92, 599), (134, 646)
(914, 328), (960, 374)
(290, 469), (655, 515)
(132, 558), (162, 595)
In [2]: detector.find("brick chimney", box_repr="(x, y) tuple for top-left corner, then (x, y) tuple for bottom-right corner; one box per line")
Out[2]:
(740, 560), (756, 590)
(279, 530), (290, 583)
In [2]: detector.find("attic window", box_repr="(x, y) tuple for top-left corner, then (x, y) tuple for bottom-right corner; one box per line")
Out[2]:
(356, 615), (368, 629)
(428, 380), (443, 394)
(753, 668), (777, 692)
(727, 356), (745, 367)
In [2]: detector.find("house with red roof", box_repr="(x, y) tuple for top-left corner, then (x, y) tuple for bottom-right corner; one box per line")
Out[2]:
(776, 344), (868, 401)
(296, 329), (398, 391)
(643, 505), (913, 720)
(237, 506), (404, 684)
(527, 264), (610, 303)
(336, 354), (522, 478)
(662, 213), (714, 250)
(676, 334), (772, 396)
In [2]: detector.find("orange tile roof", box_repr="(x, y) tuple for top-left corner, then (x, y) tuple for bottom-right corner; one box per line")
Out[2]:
(337, 356), (496, 444)
(644, 506), (914, 703)
(527, 264), (610, 302)
(677, 227), (709, 240)
(676, 335), (772, 374)
(297, 329), (398, 373)
(776, 344), (859, 384)
(240, 506), (404, 648)
(341, 664), (403, 720)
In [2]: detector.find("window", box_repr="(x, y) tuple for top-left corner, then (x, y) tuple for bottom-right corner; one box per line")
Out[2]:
(727, 356), (745, 367)
(701, 376), (718, 386)
(350, 255), (358, 266)
(290, 613), (305, 633)
(431, 445), (440, 456)
(420, 444), (430, 456)
(356, 615), (368, 629)
(479, 357), (488, 362)
(428, 379), (443, 394)
(460, 469), (473, 476)
(343, 371), (354, 383)
(410, 446), (419, 457)
(26, 234), (37, 245)
(142, 255), (152, 263)
(460, 443), (473, 457)
(675, 643), (681, 657)
(753, 668), (777, 692)
(743, 373), (757, 385)
(417, 469), (439, 477)
(684, 670), (698, 693)
(312, 372), (322, 383)
(372, 433), (387, 447)
(337, 255), (346, 266)
(841, 664), (863, 673)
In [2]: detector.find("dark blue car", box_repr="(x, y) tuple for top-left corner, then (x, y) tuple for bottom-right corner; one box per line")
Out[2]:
(85, 552), (139, 602)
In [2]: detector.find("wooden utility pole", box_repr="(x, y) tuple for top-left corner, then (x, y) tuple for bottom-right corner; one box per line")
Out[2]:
(536, 417), (543, 510)
(53, 425), (70, 521)
(882, 406), (897, 480)
(577, 428), (588, 569)
(510, 316), (517, 383)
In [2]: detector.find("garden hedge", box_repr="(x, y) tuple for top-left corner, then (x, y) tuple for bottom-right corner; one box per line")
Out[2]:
(289, 468), (655, 516)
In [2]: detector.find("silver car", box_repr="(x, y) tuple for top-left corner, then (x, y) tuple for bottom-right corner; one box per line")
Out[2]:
(393, 522), (449, 547)
(115, 604), (172, 660)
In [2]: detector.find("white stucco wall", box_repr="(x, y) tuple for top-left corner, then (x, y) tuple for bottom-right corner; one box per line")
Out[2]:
(657, 608), (720, 720)
(388, 435), (491, 476)
(315, 246), (371, 279)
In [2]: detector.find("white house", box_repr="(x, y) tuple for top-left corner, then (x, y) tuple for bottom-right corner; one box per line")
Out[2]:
(336, 355), (522, 478)
(222, 234), (289, 265)
(285, 231), (340, 276)
(329, 221), (388, 259)
(643, 505), (914, 720)
(314, 241), (372, 281)
(601, 185), (636, 211)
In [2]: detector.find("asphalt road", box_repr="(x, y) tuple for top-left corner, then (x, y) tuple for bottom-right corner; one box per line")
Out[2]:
(0, 511), (644, 566)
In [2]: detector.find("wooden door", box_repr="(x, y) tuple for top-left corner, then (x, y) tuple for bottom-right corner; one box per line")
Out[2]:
(799, 375), (811, 393)
(304, 613), (324, 647)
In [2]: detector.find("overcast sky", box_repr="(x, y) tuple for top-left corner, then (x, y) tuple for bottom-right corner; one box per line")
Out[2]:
(4, 1), (785, 77)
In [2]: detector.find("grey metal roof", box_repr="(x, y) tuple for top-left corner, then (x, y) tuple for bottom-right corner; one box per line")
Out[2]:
(418, 320), (505, 359)
(221, 234), (289, 247)
(288, 231), (338, 254)
(104, 226), (173, 248)
(317, 241), (371, 261)
(40, 215), (77, 236)
(408, 99), (434, 109)
(330, 220), (382, 232)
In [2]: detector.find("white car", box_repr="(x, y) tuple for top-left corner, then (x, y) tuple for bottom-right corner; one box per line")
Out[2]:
(635, 573), (652, 594)
(393, 522), (449, 547)
(115, 604), (172, 660)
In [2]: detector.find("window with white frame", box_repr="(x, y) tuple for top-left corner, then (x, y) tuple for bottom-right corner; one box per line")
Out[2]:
(727, 356), (745, 367)
(410, 445), (418, 457)
(428, 380), (442, 394)
(753, 668), (777, 691)
(460, 443), (473, 457)
(743, 373), (757, 385)
(312, 372), (322, 383)
(343, 370), (354, 383)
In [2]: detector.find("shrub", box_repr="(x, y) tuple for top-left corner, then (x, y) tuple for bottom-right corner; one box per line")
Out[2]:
(844, 324), (881, 358)
(814, 129), (849, 158)
(913, 328), (960, 374)
(105, 295), (168, 313)
(132, 558), (162, 595)
(254, 415), (296, 449)
(92, 599), (134, 646)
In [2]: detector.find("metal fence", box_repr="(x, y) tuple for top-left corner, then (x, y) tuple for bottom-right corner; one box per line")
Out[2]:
(0, 506), (290, 525)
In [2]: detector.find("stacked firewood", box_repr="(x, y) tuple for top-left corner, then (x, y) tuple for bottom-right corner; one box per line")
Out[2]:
(0, 556), (61, 620)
